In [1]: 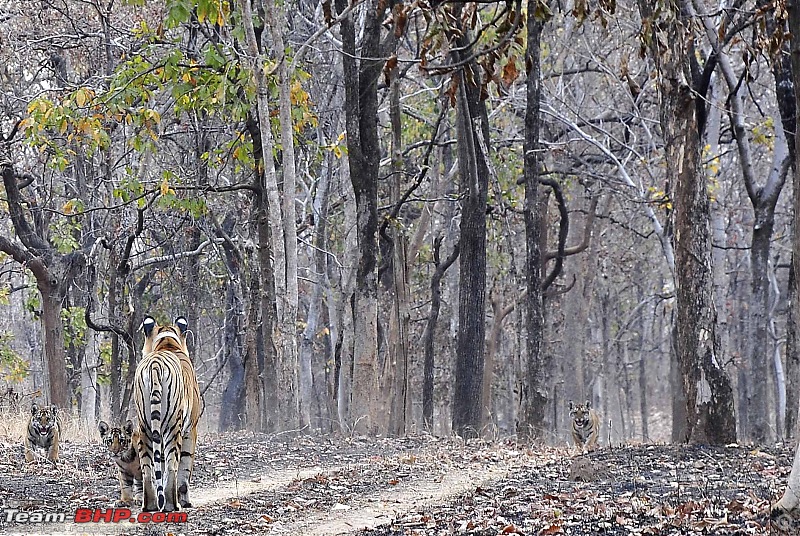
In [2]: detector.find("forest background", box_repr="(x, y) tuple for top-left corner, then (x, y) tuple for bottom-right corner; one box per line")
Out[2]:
(0, 0), (798, 448)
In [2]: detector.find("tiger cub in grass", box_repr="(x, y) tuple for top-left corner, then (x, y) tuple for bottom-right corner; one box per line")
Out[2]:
(24, 403), (61, 463)
(99, 420), (143, 507)
(569, 400), (600, 452)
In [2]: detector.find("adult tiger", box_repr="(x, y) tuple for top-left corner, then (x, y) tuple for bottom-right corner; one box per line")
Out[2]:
(134, 316), (200, 512)
(569, 400), (600, 452)
(24, 403), (60, 463)
(98, 419), (142, 506)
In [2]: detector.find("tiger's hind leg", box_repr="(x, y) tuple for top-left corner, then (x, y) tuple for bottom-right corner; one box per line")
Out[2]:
(134, 477), (143, 504)
(177, 427), (197, 508)
(163, 440), (181, 512)
(139, 440), (159, 512)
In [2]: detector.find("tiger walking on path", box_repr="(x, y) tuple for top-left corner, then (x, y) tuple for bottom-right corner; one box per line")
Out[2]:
(134, 316), (201, 512)
(24, 403), (60, 463)
(569, 400), (600, 452)
(99, 419), (143, 507)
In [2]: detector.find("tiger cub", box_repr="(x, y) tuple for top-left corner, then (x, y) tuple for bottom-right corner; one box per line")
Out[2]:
(99, 420), (143, 507)
(569, 400), (600, 451)
(24, 403), (61, 463)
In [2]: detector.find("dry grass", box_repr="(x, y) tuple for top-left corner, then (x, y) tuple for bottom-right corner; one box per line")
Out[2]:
(0, 404), (101, 444)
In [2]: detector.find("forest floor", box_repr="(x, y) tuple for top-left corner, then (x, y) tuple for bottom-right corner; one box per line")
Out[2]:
(0, 431), (795, 535)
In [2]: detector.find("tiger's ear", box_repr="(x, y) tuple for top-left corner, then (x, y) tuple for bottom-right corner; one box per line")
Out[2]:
(142, 316), (156, 337)
(123, 420), (134, 435)
(585, 400), (591, 409)
(50, 405), (58, 415)
(31, 402), (40, 415)
(175, 317), (188, 335)
(98, 421), (109, 436)
(568, 400), (574, 412)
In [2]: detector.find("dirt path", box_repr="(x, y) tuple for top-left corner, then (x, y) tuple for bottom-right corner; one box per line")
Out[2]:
(191, 465), (338, 507)
(271, 463), (512, 535)
(0, 434), (527, 536)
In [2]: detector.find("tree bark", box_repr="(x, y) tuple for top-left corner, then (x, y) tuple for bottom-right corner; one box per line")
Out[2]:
(0, 153), (75, 409)
(775, 4), (800, 512)
(422, 238), (459, 431)
(298, 158), (333, 430)
(386, 63), (411, 436)
(264, 0), (300, 430)
(650, 1), (736, 444)
(517, 0), (546, 440)
(786, 0), (800, 440)
(334, 0), (387, 434)
(217, 214), (246, 432)
(451, 66), (491, 438)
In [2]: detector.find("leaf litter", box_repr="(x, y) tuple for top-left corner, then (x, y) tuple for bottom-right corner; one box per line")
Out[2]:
(0, 435), (795, 535)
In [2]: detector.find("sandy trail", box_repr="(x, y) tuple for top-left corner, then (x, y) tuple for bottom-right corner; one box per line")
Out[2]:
(3, 443), (521, 536)
(270, 463), (511, 535)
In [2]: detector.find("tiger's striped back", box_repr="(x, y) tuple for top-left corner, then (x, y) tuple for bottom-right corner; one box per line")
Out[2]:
(134, 316), (199, 512)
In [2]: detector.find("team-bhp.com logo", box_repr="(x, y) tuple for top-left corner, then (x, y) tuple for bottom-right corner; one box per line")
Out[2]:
(75, 508), (188, 524)
(4, 508), (187, 525)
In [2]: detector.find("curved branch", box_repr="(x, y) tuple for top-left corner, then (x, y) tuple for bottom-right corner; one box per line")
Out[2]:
(540, 177), (568, 292)
(131, 238), (222, 272)
(545, 192), (599, 261)
(1, 158), (50, 257)
(84, 263), (135, 350)
(118, 206), (145, 273)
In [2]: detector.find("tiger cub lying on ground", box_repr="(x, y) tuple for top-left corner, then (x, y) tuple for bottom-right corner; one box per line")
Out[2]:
(569, 400), (600, 451)
(24, 403), (60, 463)
(99, 420), (143, 507)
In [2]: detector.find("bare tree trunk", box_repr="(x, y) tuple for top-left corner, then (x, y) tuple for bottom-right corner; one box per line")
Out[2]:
(452, 65), (491, 438)
(335, 163), (358, 431)
(81, 329), (99, 426)
(265, 0), (300, 430)
(386, 65), (410, 436)
(217, 214), (246, 432)
(483, 291), (521, 430)
(786, 0), (800, 440)
(299, 159), (332, 430)
(0, 158), (74, 409)
(517, 0), (546, 439)
(243, 261), (265, 431)
(422, 238), (459, 431)
(774, 2), (800, 515)
(650, 1), (735, 444)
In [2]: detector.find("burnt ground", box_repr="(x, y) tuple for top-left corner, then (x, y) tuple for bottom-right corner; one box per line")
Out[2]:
(0, 433), (796, 535)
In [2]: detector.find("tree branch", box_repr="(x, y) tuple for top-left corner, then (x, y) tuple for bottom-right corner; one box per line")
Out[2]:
(540, 177), (568, 292)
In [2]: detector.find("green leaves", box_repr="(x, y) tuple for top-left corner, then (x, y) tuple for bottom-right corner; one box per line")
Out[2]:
(24, 88), (111, 165)
(61, 306), (87, 347)
(0, 331), (27, 383)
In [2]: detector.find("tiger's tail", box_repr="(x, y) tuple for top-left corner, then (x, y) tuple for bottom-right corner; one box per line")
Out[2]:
(149, 364), (166, 511)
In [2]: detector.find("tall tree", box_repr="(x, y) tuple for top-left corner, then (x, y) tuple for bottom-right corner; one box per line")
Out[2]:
(451, 18), (492, 439)
(772, 0), (800, 516)
(0, 137), (81, 409)
(517, 0), (546, 439)
(693, 0), (792, 443)
(334, 0), (389, 434)
(639, 0), (735, 444)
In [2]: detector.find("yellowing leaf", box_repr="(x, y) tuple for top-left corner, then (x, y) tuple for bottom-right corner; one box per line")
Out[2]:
(160, 177), (169, 196)
(501, 57), (519, 86)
